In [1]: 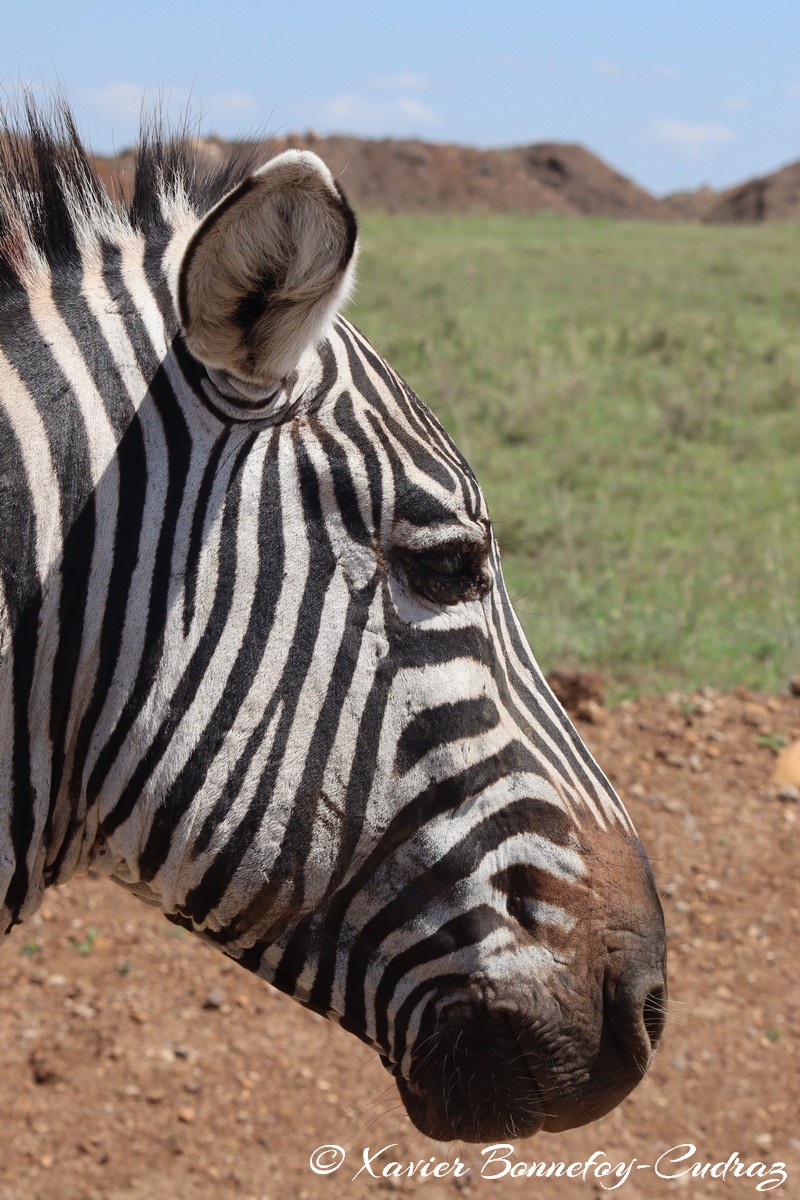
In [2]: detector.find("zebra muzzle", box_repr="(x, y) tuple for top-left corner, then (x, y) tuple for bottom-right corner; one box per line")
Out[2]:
(391, 950), (667, 1143)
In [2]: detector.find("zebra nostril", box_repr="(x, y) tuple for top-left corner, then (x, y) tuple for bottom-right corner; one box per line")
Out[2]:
(437, 998), (474, 1028)
(605, 966), (667, 1064)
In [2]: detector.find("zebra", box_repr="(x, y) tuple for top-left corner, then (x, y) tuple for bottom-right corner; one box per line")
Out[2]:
(0, 98), (666, 1143)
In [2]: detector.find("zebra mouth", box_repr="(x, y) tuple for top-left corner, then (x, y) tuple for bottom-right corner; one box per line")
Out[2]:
(385, 1010), (548, 1143)
(394, 1064), (547, 1143)
(382, 980), (663, 1142)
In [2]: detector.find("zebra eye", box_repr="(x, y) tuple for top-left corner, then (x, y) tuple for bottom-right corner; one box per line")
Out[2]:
(508, 891), (538, 933)
(413, 549), (465, 582)
(397, 542), (490, 606)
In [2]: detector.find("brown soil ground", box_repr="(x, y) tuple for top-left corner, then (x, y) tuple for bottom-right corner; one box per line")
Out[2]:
(1, 688), (798, 1200)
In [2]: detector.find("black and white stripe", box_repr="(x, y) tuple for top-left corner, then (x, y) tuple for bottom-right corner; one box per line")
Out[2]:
(0, 101), (666, 1142)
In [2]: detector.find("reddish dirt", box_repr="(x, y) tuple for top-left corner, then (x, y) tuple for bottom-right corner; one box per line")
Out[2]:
(94, 135), (800, 224)
(90, 132), (800, 223)
(1, 688), (798, 1200)
(93, 137), (672, 220)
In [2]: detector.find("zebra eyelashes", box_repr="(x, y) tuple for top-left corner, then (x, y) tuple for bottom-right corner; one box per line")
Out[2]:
(394, 540), (492, 606)
(177, 150), (359, 394)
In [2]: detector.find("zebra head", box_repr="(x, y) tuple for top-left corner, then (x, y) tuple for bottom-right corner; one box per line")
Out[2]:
(0, 108), (666, 1144)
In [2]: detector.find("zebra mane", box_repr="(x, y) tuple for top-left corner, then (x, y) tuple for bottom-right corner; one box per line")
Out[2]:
(0, 94), (257, 295)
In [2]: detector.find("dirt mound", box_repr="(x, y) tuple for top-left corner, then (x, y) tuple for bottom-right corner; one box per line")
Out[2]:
(660, 185), (720, 221)
(82, 136), (800, 223)
(94, 135), (671, 218)
(1, 687), (797, 1200)
(516, 142), (668, 218)
(702, 158), (800, 222)
(546, 666), (606, 722)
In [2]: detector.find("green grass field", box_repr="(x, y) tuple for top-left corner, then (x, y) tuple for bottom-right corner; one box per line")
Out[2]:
(351, 214), (800, 699)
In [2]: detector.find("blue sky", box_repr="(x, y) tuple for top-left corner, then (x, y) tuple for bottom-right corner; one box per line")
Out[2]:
(4, 0), (800, 195)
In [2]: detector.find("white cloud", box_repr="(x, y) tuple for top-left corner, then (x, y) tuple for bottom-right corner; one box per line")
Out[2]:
(648, 119), (736, 160)
(323, 92), (438, 133)
(723, 96), (749, 112)
(208, 90), (257, 118)
(369, 72), (428, 92)
(594, 58), (622, 81)
(786, 82), (800, 98)
(81, 81), (158, 123)
(594, 59), (680, 84)
(80, 81), (256, 127)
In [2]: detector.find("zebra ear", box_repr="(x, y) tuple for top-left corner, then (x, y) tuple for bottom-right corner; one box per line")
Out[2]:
(177, 151), (358, 388)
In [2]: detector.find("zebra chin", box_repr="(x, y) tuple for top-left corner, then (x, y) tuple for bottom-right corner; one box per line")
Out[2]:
(385, 963), (667, 1143)
(389, 1017), (656, 1144)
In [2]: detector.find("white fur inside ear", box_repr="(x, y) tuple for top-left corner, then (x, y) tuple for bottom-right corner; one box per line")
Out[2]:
(178, 150), (359, 387)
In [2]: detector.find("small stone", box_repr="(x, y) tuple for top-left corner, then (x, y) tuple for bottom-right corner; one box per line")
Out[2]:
(69, 1003), (97, 1019)
(772, 741), (800, 786)
(576, 698), (607, 724)
(29, 1050), (61, 1086)
(178, 1106), (196, 1123)
(202, 990), (225, 1010)
(789, 677), (800, 697)
(754, 1133), (773, 1151)
(777, 785), (800, 802)
(743, 702), (768, 724)
(663, 798), (685, 814)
